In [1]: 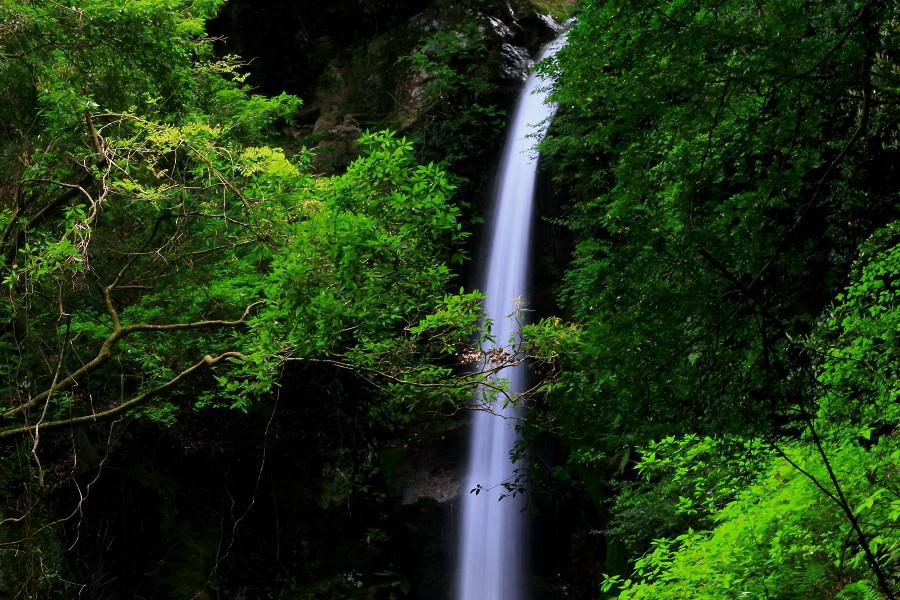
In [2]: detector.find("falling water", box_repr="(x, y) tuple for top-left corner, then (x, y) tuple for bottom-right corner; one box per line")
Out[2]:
(456, 34), (565, 600)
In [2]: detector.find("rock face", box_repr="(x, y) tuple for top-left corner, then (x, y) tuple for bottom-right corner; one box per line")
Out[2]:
(486, 15), (514, 40)
(519, 12), (565, 51)
(210, 0), (563, 173)
(397, 453), (459, 506)
(382, 429), (467, 597)
(499, 42), (533, 81)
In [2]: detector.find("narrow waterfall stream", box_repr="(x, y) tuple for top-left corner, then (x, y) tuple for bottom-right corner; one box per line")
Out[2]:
(456, 35), (565, 600)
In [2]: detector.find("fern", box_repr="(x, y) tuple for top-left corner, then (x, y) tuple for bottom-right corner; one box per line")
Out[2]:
(836, 580), (883, 600)
(794, 562), (828, 597)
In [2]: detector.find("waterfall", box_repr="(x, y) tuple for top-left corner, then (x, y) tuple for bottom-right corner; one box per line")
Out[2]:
(456, 34), (565, 600)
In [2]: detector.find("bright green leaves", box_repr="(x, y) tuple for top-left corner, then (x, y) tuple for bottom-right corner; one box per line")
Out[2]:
(607, 435), (765, 560)
(239, 146), (299, 179)
(522, 317), (582, 362)
(610, 441), (899, 599)
(0, 0), (482, 440)
(3, 0), (220, 126)
(333, 131), (463, 256)
(815, 221), (900, 439)
(409, 291), (485, 355)
(0, 1), (497, 596)
(599, 223), (900, 597)
(262, 131), (469, 370)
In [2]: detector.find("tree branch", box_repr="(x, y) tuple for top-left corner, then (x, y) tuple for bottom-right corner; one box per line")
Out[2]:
(0, 352), (246, 439)
(2, 302), (261, 419)
(286, 349), (540, 414)
(698, 244), (896, 599)
(29, 313), (73, 486)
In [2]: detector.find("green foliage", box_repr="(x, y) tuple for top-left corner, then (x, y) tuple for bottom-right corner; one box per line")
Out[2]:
(403, 15), (510, 193)
(597, 223), (900, 597)
(530, 0), (900, 596)
(0, 1), (496, 594)
(608, 435), (766, 558)
(522, 316), (582, 362)
(537, 0), (899, 445)
(0, 0), (483, 432)
(815, 221), (900, 441)
(606, 440), (898, 599)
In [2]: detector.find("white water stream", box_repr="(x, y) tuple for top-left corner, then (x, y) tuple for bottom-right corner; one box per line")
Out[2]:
(456, 35), (564, 600)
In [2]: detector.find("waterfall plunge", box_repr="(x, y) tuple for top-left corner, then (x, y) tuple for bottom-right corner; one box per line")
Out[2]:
(456, 35), (565, 600)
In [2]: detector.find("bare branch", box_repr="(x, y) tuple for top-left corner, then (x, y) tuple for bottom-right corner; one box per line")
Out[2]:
(28, 314), (73, 486)
(0, 352), (246, 439)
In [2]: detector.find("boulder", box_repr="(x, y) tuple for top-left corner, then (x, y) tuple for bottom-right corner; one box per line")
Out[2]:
(499, 42), (533, 81)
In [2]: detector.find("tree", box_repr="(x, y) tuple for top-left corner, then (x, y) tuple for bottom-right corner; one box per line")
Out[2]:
(538, 0), (898, 442)
(0, 2), (493, 594)
(604, 222), (900, 598)
(530, 0), (900, 596)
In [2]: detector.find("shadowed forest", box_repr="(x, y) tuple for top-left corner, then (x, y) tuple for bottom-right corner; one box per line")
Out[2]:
(0, 0), (898, 598)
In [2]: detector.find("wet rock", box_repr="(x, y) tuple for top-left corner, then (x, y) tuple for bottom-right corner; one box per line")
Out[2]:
(485, 15), (514, 41)
(517, 12), (563, 52)
(536, 12), (564, 34)
(331, 114), (361, 137)
(409, 12), (447, 35)
(384, 427), (465, 598)
(499, 43), (533, 81)
(313, 108), (343, 133)
(502, 0), (517, 21)
(401, 467), (459, 505)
